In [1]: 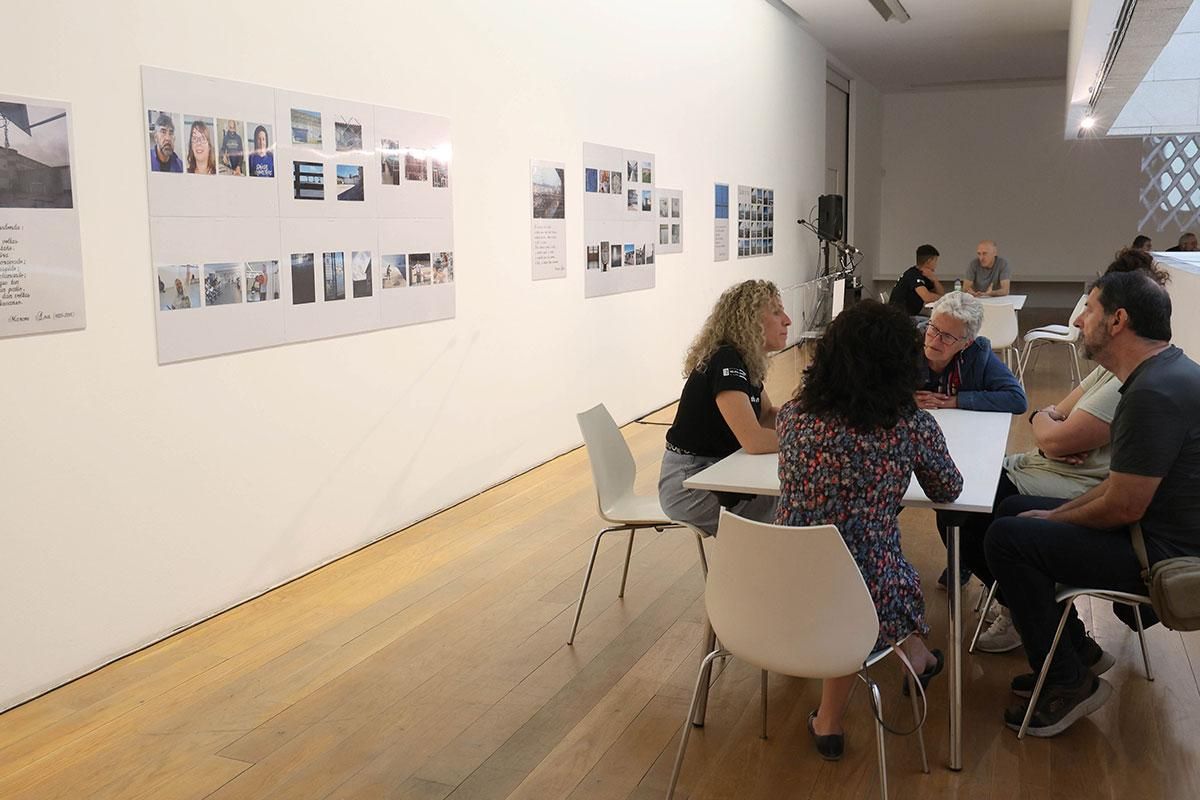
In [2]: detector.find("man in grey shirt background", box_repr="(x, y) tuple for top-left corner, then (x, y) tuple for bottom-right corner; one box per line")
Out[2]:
(965, 239), (1011, 297)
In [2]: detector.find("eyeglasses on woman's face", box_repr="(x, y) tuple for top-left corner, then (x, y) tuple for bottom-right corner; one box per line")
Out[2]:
(925, 321), (964, 346)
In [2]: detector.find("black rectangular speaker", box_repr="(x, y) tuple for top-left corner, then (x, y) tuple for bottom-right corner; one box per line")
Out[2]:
(817, 194), (844, 241)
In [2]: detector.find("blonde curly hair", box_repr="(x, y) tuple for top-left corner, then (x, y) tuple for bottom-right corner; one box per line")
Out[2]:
(683, 280), (781, 385)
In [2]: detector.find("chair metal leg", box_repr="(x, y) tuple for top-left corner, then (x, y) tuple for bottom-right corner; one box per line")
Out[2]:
(1068, 342), (1081, 386)
(1133, 603), (1155, 681)
(869, 679), (889, 800)
(760, 669), (768, 739)
(617, 530), (636, 598)
(1018, 340), (1034, 382)
(909, 680), (930, 774)
(567, 525), (623, 645)
(969, 582), (1000, 654)
(694, 531), (709, 579)
(667, 648), (727, 800)
(691, 622), (718, 726)
(1018, 598), (1075, 739)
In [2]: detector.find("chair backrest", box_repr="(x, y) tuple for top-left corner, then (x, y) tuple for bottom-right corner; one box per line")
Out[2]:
(1067, 293), (1088, 326)
(577, 404), (637, 520)
(705, 511), (880, 678)
(879, 289), (890, 304)
(979, 302), (1018, 350)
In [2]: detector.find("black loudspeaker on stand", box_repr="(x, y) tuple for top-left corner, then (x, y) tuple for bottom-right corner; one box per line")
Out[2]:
(817, 194), (844, 242)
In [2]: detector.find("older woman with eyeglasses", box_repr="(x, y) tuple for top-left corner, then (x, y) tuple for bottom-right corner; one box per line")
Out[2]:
(916, 291), (1027, 414)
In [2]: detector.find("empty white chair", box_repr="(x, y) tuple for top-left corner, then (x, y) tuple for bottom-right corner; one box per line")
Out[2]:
(568, 404), (694, 645)
(978, 302), (1022, 376)
(1019, 293), (1087, 386)
(666, 512), (929, 800)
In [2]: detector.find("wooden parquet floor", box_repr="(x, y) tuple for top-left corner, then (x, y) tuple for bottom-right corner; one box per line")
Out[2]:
(3, 310), (1200, 799)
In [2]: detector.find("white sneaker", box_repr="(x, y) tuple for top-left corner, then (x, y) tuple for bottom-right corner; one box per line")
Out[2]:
(976, 607), (1023, 653)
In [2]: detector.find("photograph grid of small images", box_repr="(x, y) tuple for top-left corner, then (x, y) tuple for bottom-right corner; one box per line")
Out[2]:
(291, 252), (316, 304)
(293, 161), (324, 200)
(204, 262), (244, 306)
(738, 185), (775, 258)
(352, 250), (373, 298)
(323, 251), (346, 301)
(3, 102), (72, 207)
(216, 119), (244, 176)
(404, 148), (428, 182)
(157, 264), (202, 310)
(381, 254), (408, 288)
(246, 260), (280, 302)
(409, 253), (432, 286)
(334, 117), (362, 152)
(381, 139), (401, 185)
(336, 164), (364, 201)
(433, 251), (453, 283)
(432, 157), (449, 188)
(532, 164), (565, 219)
(291, 108), (322, 146)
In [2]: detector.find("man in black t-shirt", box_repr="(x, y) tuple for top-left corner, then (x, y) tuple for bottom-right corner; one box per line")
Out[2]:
(888, 244), (945, 316)
(984, 271), (1200, 737)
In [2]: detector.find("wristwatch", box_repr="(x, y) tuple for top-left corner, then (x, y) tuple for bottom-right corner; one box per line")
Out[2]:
(1028, 408), (1042, 424)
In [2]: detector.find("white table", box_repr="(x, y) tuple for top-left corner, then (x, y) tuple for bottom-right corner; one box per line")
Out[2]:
(682, 408), (1010, 771)
(926, 293), (1026, 310)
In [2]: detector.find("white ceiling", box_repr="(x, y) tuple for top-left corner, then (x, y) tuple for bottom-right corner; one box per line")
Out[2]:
(781, 0), (1073, 91)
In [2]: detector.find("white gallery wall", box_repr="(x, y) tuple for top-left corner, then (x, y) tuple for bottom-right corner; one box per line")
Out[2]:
(878, 81), (1191, 303)
(1, 0), (837, 710)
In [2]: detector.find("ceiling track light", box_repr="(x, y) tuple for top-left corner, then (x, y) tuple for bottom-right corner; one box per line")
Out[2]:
(866, 0), (911, 24)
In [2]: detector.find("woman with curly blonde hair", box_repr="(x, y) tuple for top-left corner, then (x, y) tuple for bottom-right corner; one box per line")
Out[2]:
(658, 279), (791, 534)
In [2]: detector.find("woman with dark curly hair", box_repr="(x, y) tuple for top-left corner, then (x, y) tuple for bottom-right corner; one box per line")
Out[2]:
(776, 300), (963, 760)
(658, 280), (791, 535)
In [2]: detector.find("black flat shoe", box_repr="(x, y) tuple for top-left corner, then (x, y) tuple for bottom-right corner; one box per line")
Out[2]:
(902, 649), (944, 697)
(807, 710), (844, 761)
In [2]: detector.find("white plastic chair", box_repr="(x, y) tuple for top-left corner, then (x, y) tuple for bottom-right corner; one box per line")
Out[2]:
(1019, 294), (1087, 386)
(567, 404), (693, 645)
(666, 512), (929, 800)
(978, 302), (1022, 377)
(1014, 584), (1154, 739)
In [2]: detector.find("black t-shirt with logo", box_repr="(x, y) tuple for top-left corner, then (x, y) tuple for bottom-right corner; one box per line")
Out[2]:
(666, 344), (763, 458)
(889, 265), (933, 316)
(1111, 346), (1200, 560)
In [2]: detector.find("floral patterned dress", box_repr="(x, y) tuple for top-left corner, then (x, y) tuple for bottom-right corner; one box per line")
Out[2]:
(775, 402), (963, 649)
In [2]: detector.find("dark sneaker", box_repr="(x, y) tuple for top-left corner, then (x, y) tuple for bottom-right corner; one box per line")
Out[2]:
(807, 710), (844, 760)
(936, 567), (972, 591)
(1004, 674), (1112, 737)
(1011, 635), (1115, 698)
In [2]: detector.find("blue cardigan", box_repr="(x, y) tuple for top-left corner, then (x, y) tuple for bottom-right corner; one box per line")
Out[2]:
(918, 325), (1028, 414)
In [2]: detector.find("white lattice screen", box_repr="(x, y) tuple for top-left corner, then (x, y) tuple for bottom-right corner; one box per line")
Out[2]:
(1141, 135), (1200, 232)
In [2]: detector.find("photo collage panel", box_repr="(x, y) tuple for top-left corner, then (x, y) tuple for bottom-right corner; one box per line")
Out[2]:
(736, 185), (774, 258)
(157, 260), (280, 311)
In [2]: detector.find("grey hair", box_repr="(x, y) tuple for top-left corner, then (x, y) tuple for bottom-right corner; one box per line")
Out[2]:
(931, 291), (984, 339)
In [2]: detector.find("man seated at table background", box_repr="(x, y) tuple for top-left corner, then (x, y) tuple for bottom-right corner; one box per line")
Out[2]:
(1166, 232), (1198, 252)
(965, 240), (1011, 297)
(984, 270), (1200, 737)
(888, 244), (945, 316)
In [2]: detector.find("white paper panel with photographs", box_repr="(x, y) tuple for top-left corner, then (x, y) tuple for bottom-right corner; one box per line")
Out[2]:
(581, 142), (655, 298)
